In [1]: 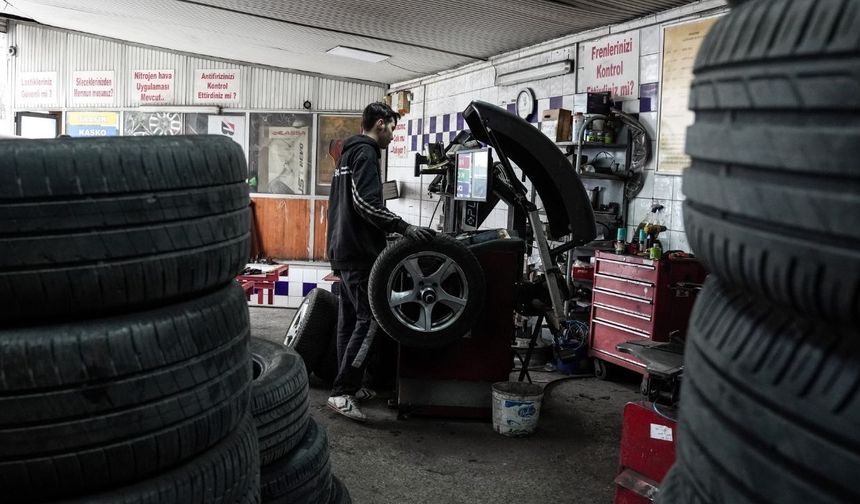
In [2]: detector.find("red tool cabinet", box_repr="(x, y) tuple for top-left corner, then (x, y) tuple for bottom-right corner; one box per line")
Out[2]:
(588, 251), (706, 375)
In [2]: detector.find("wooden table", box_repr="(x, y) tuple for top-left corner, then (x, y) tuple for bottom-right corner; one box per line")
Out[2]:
(236, 264), (289, 305)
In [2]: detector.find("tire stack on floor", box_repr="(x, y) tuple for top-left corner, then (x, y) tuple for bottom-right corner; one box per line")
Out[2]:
(0, 136), (259, 503)
(659, 1), (860, 503)
(249, 338), (352, 503)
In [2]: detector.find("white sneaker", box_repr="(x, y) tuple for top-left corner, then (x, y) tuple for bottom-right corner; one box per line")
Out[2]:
(327, 395), (367, 423)
(355, 388), (377, 402)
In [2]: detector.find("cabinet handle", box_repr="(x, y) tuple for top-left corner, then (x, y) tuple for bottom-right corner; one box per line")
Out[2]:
(595, 273), (655, 287)
(598, 258), (656, 270)
(593, 302), (651, 321)
(594, 287), (654, 304)
(594, 318), (650, 337)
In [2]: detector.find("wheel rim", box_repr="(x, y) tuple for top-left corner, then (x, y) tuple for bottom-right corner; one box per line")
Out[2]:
(385, 251), (469, 332)
(284, 300), (309, 346)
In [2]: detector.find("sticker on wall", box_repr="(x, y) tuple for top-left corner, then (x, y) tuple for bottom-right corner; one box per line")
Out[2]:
(66, 111), (119, 137)
(577, 32), (640, 100)
(207, 115), (246, 148)
(194, 69), (240, 104)
(71, 71), (115, 106)
(130, 69), (175, 105)
(17, 71), (58, 107)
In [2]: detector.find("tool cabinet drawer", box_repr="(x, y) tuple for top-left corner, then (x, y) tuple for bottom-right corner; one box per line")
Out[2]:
(592, 304), (654, 334)
(593, 274), (656, 301)
(592, 288), (654, 318)
(590, 320), (648, 368)
(595, 256), (658, 282)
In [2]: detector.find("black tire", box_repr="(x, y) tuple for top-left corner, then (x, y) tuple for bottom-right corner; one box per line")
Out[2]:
(593, 358), (612, 380)
(673, 277), (860, 504)
(261, 418), (332, 504)
(250, 337), (310, 466)
(0, 283), (252, 501)
(329, 475), (353, 504)
(368, 235), (485, 348)
(62, 415), (260, 504)
(285, 288), (338, 372)
(657, 465), (705, 504)
(684, 0), (860, 323)
(0, 135), (251, 325)
(314, 328), (340, 384)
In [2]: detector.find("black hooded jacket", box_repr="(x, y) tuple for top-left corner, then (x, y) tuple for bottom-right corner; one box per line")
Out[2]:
(326, 135), (409, 270)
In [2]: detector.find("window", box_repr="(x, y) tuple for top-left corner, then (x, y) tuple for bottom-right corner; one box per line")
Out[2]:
(315, 115), (362, 196)
(124, 111), (183, 136)
(248, 113), (314, 195)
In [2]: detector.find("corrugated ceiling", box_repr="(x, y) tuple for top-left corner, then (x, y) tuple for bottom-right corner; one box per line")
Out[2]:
(6, 0), (699, 84)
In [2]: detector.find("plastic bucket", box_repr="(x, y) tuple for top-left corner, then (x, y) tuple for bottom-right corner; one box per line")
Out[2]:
(491, 381), (544, 437)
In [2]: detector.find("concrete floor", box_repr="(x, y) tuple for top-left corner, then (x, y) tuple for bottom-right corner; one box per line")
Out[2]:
(251, 306), (641, 504)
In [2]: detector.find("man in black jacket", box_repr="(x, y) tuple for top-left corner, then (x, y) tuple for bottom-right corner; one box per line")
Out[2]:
(326, 102), (435, 422)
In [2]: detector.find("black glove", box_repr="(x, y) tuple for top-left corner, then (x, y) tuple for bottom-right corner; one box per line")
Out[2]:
(404, 225), (436, 243)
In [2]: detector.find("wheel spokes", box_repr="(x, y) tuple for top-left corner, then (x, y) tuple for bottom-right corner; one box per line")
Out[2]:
(426, 258), (456, 284)
(415, 304), (434, 331)
(390, 289), (417, 307)
(436, 288), (467, 310)
(402, 258), (425, 283)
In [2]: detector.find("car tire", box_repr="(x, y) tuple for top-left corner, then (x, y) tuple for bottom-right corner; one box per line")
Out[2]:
(249, 338), (310, 466)
(368, 235), (485, 348)
(261, 418), (332, 504)
(0, 283), (252, 501)
(668, 278), (860, 504)
(0, 135), (251, 325)
(683, 0), (860, 323)
(62, 415), (259, 504)
(329, 475), (353, 504)
(285, 288), (338, 373)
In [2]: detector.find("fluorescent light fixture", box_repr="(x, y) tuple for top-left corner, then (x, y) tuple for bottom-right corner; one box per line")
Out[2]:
(138, 106), (221, 114)
(326, 46), (391, 63)
(495, 60), (573, 86)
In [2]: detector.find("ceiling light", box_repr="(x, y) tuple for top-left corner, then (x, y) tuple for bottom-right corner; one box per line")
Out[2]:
(495, 60), (573, 86)
(326, 46), (391, 63)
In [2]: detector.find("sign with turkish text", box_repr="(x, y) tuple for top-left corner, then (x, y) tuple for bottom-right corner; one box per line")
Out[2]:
(71, 71), (115, 106)
(66, 111), (119, 137)
(18, 71), (58, 106)
(389, 120), (408, 159)
(578, 32), (640, 100)
(194, 69), (240, 104)
(130, 69), (175, 105)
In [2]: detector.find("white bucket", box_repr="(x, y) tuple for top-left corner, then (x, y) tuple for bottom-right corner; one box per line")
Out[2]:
(492, 381), (544, 437)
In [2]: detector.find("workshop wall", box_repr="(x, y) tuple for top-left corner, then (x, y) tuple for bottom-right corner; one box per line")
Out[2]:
(386, 0), (728, 253)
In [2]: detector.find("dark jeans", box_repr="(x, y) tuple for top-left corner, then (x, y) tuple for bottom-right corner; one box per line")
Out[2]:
(331, 269), (379, 397)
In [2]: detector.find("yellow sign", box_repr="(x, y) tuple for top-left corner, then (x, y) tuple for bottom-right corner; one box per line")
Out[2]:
(657, 16), (722, 173)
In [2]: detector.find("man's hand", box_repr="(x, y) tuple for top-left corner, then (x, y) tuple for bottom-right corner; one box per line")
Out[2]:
(404, 225), (436, 243)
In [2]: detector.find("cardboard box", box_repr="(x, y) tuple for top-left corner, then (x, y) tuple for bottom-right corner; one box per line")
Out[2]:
(541, 108), (572, 142)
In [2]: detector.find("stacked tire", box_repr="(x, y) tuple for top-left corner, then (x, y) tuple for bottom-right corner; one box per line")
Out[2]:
(0, 136), (258, 502)
(249, 338), (352, 503)
(660, 1), (860, 503)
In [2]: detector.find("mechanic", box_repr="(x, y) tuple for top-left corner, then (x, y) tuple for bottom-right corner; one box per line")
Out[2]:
(326, 102), (435, 422)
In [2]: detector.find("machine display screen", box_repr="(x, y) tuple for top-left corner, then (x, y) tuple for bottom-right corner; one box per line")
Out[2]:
(455, 148), (492, 202)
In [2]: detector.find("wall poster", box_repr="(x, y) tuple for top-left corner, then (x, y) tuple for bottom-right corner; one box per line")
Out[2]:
(316, 115), (362, 196)
(248, 113), (314, 195)
(657, 16), (723, 173)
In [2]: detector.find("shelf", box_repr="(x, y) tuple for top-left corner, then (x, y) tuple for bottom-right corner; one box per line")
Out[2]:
(579, 172), (628, 182)
(557, 141), (627, 149)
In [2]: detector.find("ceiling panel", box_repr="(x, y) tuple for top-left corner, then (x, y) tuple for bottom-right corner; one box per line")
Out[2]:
(7, 0), (700, 84)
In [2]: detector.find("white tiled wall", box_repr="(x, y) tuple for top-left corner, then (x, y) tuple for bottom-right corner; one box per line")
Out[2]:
(246, 262), (335, 309)
(386, 0), (728, 252)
